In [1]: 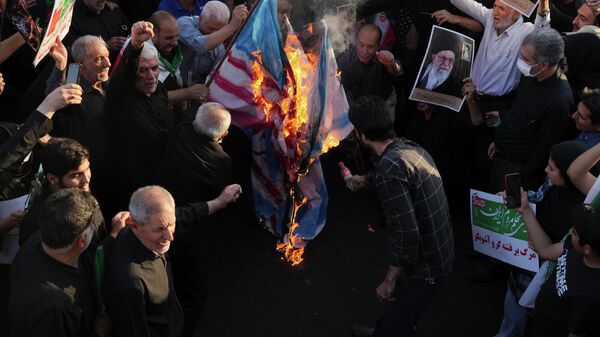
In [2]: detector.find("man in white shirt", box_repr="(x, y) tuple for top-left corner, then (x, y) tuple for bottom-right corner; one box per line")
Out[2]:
(450, 0), (550, 191)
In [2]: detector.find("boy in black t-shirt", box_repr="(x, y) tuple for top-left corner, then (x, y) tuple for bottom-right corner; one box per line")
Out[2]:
(516, 196), (600, 337)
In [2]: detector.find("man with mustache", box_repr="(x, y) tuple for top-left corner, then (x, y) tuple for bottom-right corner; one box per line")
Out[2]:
(417, 49), (461, 97)
(65, 0), (130, 62)
(107, 21), (175, 210)
(450, 0), (550, 197)
(46, 35), (114, 218)
(148, 10), (209, 120)
(572, 1), (600, 32)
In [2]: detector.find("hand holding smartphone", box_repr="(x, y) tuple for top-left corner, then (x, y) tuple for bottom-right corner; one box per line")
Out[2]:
(505, 173), (522, 209)
(66, 63), (80, 85)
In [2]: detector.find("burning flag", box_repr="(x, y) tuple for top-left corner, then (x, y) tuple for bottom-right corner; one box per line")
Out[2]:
(207, 0), (352, 265)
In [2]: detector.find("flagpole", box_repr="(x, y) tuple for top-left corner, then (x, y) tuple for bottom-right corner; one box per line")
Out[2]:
(205, 0), (261, 87)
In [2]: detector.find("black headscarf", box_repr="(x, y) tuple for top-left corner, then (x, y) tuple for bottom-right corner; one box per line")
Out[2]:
(563, 32), (600, 98)
(537, 141), (589, 242)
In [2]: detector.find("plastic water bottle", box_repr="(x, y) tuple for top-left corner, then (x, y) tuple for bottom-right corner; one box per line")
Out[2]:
(339, 162), (358, 191)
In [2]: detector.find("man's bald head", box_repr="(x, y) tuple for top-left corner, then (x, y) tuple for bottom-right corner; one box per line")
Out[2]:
(129, 186), (175, 226)
(355, 24), (382, 64)
(149, 10), (178, 34)
(149, 10), (180, 56)
(193, 102), (231, 142)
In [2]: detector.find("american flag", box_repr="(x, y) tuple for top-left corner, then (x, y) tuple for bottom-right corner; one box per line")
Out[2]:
(207, 0), (352, 240)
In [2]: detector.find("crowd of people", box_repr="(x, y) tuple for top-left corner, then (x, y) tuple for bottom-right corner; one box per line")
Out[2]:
(1, 0), (600, 336)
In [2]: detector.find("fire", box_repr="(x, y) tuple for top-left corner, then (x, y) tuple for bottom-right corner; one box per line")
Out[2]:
(336, 69), (342, 78)
(276, 192), (308, 266)
(249, 50), (275, 122)
(321, 134), (340, 154)
(307, 23), (313, 34)
(251, 24), (345, 266)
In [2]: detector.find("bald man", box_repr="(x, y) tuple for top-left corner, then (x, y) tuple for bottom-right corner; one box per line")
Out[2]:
(148, 10), (209, 114)
(337, 24), (403, 101)
(104, 186), (184, 337)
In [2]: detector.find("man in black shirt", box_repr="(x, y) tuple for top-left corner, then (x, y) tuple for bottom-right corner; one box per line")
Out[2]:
(0, 84), (83, 200)
(154, 102), (239, 336)
(517, 198), (600, 337)
(104, 185), (183, 337)
(337, 24), (403, 102)
(65, 0), (130, 60)
(19, 138), (92, 245)
(486, 28), (572, 191)
(9, 189), (107, 337)
(347, 96), (455, 337)
(107, 21), (174, 210)
(155, 102), (233, 204)
(46, 35), (114, 217)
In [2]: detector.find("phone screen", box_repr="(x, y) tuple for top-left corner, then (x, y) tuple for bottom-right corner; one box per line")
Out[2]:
(505, 173), (522, 209)
(66, 63), (80, 85)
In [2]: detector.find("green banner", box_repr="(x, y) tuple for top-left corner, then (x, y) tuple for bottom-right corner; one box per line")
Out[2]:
(471, 193), (528, 241)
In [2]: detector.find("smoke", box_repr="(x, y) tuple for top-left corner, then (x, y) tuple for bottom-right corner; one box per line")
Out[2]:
(289, 0), (371, 54)
(322, 13), (355, 54)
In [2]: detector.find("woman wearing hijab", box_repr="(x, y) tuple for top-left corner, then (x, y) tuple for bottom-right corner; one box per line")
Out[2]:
(563, 30), (600, 101)
(494, 140), (591, 337)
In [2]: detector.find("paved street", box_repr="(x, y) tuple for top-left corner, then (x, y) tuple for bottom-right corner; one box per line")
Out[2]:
(196, 144), (507, 337)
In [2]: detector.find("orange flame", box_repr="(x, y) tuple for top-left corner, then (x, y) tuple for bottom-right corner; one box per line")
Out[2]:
(307, 23), (313, 34)
(249, 50), (276, 122)
(276, 193), (308, 266)
(321, 134), (340, 154)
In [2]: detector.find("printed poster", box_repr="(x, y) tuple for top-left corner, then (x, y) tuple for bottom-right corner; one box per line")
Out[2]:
(470, 189), (539, 272)
(502, 0), (540, 18)
(0, 195), (28, 264)
(584, 176), (600, 207)
(33, 0), (76, 66)
(409, 26), (474, 112)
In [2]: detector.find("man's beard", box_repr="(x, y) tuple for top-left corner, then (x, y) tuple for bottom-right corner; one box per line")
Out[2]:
(494, 15), (515, 31)
(424, 64), (452, 91)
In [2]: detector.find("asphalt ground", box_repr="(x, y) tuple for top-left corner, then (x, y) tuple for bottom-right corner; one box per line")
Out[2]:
(196, 139), (507, 337)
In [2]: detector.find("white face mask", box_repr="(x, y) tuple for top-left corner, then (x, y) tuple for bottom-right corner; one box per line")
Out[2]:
(517, 58), (541, 77)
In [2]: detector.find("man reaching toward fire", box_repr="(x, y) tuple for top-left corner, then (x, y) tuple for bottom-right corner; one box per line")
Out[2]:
(347, 96), (455, 337)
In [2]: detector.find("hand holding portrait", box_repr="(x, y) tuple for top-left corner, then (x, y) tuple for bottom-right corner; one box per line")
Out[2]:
(461, 77), (476, 101)
(49, 36), (68, 71)
(432, 10), (461, 25)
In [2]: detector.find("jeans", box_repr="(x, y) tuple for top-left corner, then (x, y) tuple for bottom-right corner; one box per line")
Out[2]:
(494, 288), (527, 337)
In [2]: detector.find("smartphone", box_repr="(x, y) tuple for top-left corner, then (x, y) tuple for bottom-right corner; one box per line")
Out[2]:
(66, 63), (80, 85)
(505, 173), (522, 209)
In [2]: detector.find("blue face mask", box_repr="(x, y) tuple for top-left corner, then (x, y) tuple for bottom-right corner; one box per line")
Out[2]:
(517, 58), (541, 77)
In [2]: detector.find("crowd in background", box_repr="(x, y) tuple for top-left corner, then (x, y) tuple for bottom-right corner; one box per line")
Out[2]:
(1, 0), (600, 336)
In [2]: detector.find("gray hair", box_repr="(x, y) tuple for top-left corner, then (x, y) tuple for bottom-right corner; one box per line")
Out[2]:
(193, 102), (231, 141)
(140, 42), (159, 62)
(200, 1), (230, 24)
(129, 186), (175, 225)
(522, 28), (564, 65)
(71, 35), (108, 62)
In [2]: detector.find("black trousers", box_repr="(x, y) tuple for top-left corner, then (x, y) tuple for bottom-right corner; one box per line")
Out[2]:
(373, 278), (443, 337)
(489, 155), (525, 194)
(170, 229), (207, 337)
(467, 93), (516, 192)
